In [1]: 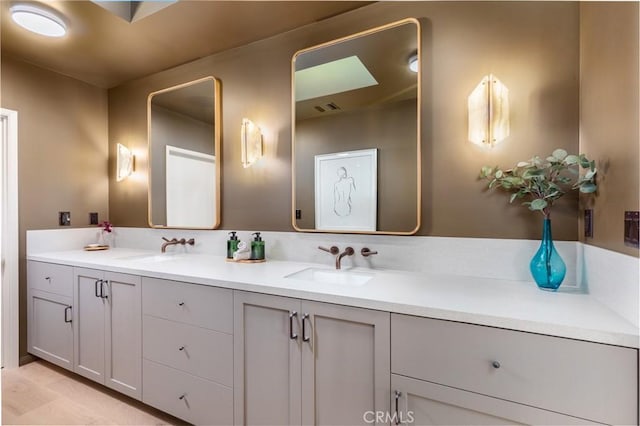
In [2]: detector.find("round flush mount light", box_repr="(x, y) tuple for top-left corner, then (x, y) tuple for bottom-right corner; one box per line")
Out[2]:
(10, 4), (67, 38)
(408, 54), (419, 73)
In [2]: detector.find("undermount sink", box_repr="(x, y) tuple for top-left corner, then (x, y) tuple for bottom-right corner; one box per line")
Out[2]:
(285, 267), (373, 286)
(117, 253), (184, 263)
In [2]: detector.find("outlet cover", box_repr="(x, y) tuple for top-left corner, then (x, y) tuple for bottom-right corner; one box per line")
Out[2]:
(584, 209), (593, 238)
(624, 211), (639, 248)
(296, 209), (302, 220)
(89, 212), (99, 225)
(59, 211), (71, 226)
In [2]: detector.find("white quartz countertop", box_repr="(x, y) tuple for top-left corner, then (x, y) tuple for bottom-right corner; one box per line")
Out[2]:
(28, 248), (639, 349)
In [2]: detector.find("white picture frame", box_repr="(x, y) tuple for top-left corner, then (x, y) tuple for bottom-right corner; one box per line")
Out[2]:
(314, 148), (377, 231)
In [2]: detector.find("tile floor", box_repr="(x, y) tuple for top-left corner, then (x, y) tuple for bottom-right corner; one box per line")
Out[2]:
(1, 360), (184, 425)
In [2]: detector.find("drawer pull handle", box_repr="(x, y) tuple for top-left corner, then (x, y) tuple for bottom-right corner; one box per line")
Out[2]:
(178, 394), (186, 400)
(289, 311), (298, 340)
(101, 280), (109, 299)
(394, 390), (402, 425)
(492, 361), (501, 369)
(179, 346), (185, 351)
(95, 280), (101, 298)
(45, 276), (51, 282)
(64, 306), (72, 323)
(178, 302), (185, 306)
(302, 313), (310, 342)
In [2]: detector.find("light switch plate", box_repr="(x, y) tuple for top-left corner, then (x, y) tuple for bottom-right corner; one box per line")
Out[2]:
(624, 211), (639, 248)
(584, 209), (593, 238)
(59, 211), (71, 226)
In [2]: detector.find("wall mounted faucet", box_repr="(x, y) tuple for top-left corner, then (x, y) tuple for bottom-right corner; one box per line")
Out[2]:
(336, 247), (354, 270)
(318, 245), (354, 269)
(161, 237), (195, 253)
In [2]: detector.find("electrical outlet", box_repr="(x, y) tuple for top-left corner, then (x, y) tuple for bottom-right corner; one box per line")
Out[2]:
(296, 209), (302, 220)
(59, 211), (71, 226)
(89, 212), (99, 225)
(584, 209), (593, 238)
(624, 211), (639, 248)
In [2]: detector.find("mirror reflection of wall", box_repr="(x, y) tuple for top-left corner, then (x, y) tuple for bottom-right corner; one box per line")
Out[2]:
(292, 19), (421, 235)
(148, 77), (220, 229)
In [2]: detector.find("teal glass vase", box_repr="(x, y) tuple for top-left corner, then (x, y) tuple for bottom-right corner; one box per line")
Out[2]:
(529, 218), (566, 291)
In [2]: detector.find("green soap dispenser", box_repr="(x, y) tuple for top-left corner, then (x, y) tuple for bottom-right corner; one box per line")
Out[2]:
(250, 232), (265, 260)
(227, 231), (239, 259)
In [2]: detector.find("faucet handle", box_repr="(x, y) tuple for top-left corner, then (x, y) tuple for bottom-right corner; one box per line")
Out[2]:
(318, 246), (340, 255)
(344, 247), (355, 256)
(361, 247), (378, 257)
(186, 238), (195, 246)
(162, 237), (171, 242)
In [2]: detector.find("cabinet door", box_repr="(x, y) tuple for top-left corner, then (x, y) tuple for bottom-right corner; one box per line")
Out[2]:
(391, 374), (600, 426)
(234, 291), (301, 426)
(301, 301), (390, 426)
(73, 268), (105, 383)
(104, 272), (141, 400)
(28, 289), (73, 370)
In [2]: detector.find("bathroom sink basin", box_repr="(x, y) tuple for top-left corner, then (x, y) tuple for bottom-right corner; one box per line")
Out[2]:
(285, 267), (373, 286)
(117, 253), (184, 263)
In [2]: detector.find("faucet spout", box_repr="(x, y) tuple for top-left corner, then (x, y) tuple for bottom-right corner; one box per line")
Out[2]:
(161, 237), (179, 253)
(336, 247), (354, 270)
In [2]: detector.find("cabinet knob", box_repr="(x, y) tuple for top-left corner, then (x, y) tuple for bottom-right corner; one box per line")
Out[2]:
(179, 346), (185, 351)
(45, 276), (51, 281)
(178, 394), (186, 400)
(178, 302), (185, 307)
(492, 360), (501, 369)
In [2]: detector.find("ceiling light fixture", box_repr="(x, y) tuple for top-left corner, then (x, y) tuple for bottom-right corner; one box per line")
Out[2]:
(408, 54), (419, 73)
(10, 4), (67, 38)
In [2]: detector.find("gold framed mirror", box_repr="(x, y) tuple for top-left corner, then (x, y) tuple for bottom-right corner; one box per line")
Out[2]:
(147, 76), (221, 229)
(291, 18), (421, 235)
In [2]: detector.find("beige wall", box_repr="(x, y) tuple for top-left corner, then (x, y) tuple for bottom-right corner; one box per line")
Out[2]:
(109, 1), (582, 241)
(579, 2), (640, 258)
(0, 55), (109, 360)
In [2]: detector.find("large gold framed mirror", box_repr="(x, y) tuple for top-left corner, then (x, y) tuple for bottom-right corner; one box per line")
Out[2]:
(148, 76), (221, 229)
(292, 18), (421, 235)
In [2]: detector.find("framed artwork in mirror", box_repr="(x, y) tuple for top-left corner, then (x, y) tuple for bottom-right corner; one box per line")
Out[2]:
(314, 149), (377, 231)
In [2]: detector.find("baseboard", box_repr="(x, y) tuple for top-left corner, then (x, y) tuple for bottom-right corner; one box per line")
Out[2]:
(19, 354), (37, 366)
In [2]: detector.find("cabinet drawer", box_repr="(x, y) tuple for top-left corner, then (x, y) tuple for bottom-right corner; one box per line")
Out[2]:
(143, 315), (232, 386)
(143, 359), (233, 426)
(391, 314), (637, 425)
(391, 374), (600, 425)
(142, 277), (232, 332)
(28, 261), (73, 297)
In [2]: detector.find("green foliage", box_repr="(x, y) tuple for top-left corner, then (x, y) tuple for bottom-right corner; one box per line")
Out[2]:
(479, 149), (597, 217)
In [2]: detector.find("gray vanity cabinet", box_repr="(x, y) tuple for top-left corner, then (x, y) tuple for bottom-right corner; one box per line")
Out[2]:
(391, 314), (638, 425)
(27, 261), (74, 371)
(73, 268), (142, 400)
(234, 291), (390, 426)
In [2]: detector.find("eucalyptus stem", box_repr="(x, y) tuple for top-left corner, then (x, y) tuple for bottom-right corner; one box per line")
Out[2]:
(479, 148), (597, 216)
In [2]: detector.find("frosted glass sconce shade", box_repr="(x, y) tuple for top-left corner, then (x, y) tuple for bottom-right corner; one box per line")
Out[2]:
(116, 143), (134, 181)
(468, 74), (509, 147)
(241, 118), (263, 168)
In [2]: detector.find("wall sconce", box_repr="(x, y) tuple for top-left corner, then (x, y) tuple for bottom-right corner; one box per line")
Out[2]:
(468, 74), (509, 147)
(241, 118), (263, 168)
(408, 53), (419, 73)
(116, 143), (134, 181)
